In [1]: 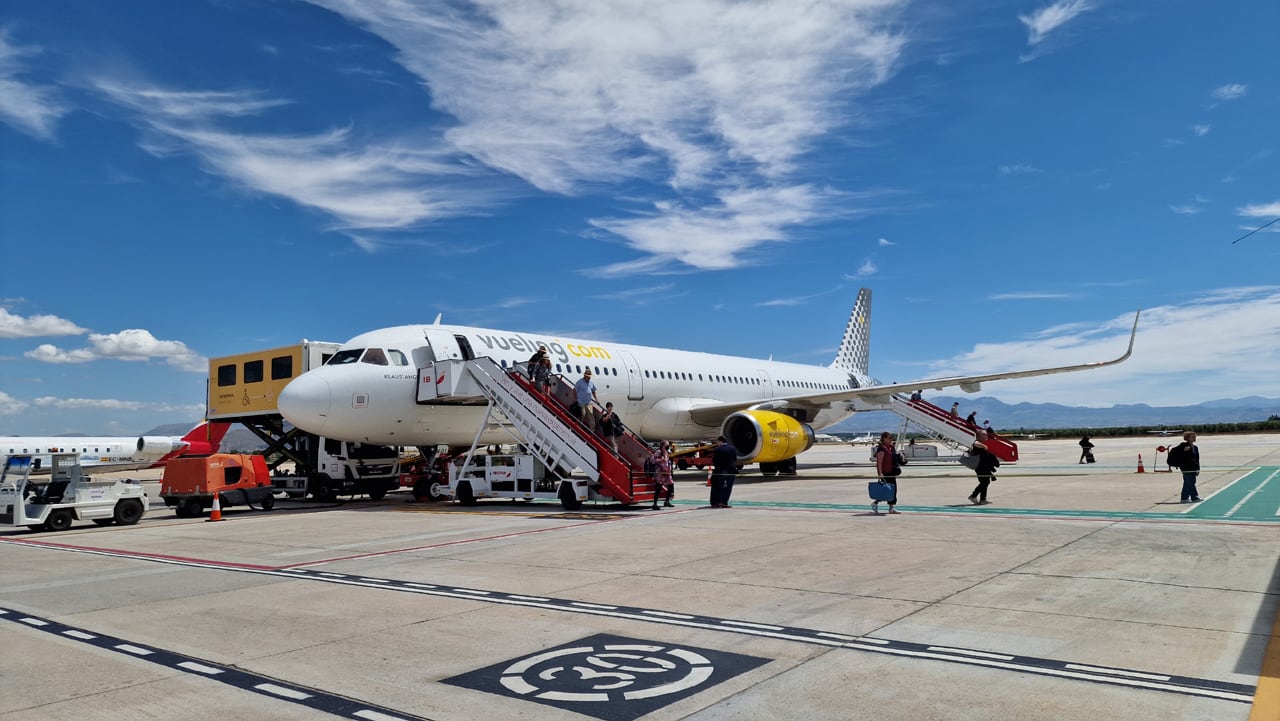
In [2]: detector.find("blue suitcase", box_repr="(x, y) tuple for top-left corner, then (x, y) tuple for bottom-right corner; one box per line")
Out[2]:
(868, 481), (895, 501)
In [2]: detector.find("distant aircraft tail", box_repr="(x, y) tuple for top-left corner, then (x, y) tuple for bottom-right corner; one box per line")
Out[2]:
(180, 421), (231, 455)
(832, 288), (872, 377)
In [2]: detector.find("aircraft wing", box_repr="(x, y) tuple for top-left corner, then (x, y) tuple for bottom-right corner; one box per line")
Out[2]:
(688, 311), (1139, 427)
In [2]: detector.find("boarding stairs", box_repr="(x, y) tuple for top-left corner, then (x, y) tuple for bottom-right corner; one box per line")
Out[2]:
(852, 395), (1019, 463)
(418, 357), (658, 505)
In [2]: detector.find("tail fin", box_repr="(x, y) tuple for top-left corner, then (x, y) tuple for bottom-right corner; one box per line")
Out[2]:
(832, 288), (871, 375)
(181, 421), (231, 455)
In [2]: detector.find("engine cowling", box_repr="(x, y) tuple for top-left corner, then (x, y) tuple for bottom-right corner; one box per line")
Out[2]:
(721, 410), (815, 464)
(136, 437), (187, 457)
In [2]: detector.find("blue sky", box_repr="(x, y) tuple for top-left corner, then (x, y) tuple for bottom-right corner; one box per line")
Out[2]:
(2, 0), (1277, 436)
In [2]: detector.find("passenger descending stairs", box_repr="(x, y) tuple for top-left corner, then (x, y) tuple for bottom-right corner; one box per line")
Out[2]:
(421, 357), (658, 505)
(851, 395), (1019, 463)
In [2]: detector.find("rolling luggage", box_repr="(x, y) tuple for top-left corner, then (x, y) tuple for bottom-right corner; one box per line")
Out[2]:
(1084, 450), (1096, 464)
(868, 481), (895, 501)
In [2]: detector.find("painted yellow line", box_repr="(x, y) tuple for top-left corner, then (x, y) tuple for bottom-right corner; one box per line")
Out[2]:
(1250, 601), (1280, 721)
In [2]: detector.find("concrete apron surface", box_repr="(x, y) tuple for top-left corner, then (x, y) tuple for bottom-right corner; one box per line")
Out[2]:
(2, 433), (1278, 721)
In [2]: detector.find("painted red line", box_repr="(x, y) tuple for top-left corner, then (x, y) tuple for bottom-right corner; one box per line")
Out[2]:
(0, 537), (277, 570)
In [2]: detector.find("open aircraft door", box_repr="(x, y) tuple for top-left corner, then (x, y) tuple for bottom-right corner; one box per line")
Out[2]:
(618, 350), (644, 401)
(422, 329), (467, 362)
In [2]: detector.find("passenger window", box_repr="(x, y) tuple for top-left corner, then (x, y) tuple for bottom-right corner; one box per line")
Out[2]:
(217, 363), (237, 386)
(362, 348), (389, 366)
(271, 355), (293, 380)
(244, 359), (264, 383)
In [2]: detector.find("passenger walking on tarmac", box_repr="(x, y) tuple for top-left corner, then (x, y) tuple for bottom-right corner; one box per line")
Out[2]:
(873, 431), (903, 514)
(531, 356), (552, 395)
(599, 402), (623, 451)
(574, 369), (599, 428)
(967, 430), (1000, 505)
(1167, 431), (1202, 503)
(648, 441), (675, 509)
(709, 436), (739, 508)
(1078, 435), (1095, 464)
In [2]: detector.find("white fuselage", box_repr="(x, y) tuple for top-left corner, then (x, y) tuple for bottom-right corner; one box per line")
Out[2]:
(277, 323), (868, 448)
(0, 436), (181, 474)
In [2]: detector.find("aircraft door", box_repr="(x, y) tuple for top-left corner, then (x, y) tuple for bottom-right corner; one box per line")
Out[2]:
(618, 350), (644, 401)
(756, 370), (774, 399)
(422, 330), (464, 362)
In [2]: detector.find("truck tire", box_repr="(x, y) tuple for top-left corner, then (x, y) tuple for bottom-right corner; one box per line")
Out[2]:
(412, 479), (445, 502)
(180, 497), (203, 518)
(309, 475), (337, 502)
(366, 486), (387, 501)
(113, 499), (144, 525)
(558, 482), (582, 511)
(676, 459), (689, 470)
(44, 509), (74, 532)
(455, 482), (477, 506)
(260, 493), (275, 511)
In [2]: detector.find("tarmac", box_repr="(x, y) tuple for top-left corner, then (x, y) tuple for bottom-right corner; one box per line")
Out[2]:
(2, 433), (1278, 721)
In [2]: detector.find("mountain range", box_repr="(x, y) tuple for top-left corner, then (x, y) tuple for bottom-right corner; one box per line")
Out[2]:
(132, 396), (1280, 450)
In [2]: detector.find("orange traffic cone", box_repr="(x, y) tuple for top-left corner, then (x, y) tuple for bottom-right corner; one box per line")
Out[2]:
(705, 466), (713, 487)
(1136, 454), (1145, 473)
(207, 493), (224, 522)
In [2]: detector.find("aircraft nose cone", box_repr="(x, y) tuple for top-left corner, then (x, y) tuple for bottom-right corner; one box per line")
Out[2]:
(278, 374), (332, 434)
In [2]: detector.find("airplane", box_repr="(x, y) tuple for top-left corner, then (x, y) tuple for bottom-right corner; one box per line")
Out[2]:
(277, 289), (1139, 471)
(848, 433), (878, 445)
(1147, 429), (1183, 437)
(0, 421), (231, 474)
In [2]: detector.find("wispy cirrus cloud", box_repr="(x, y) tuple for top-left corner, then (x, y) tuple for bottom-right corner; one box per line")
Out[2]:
(988, 292), (1077, 300)
(0, 308), (87, 338)
(1018, 0), (1095, 61)
(305, 0), (910, 273)
(25, 329), (206, 372)
(0, 28), (68, 139)
(926, 287), (1280, 405)
(1237, 200), (1280, 217)
(999, 163), (1042, 175)
(1211, 83), (1248, 101)
(1170, 194), (1209, 215)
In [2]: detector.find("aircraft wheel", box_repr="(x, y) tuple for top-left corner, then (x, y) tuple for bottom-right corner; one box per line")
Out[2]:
(44, 509), (74, 532)
(260, 493), (276, 511)
(92, 519), (115, 526)
(180, 498), (203, 518)
(558, 483), (582, 511)
(114, 499), (145, 525)
(455, 482), (477, 506)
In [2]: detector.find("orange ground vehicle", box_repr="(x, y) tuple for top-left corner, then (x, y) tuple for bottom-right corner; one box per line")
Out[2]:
(160, 453), (276, 518)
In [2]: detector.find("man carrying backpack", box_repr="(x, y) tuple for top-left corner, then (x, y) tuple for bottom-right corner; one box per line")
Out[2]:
(1167, 431), (1202, 503)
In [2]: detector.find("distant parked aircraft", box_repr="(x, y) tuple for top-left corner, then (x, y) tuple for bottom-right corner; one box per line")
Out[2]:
(1147, 429), (1183, 437)
(0, 421), (230, 474)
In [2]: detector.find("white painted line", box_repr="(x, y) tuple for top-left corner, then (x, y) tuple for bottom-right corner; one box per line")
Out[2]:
(571, 602), (618, 610)
(62, 630), (96, 640)
(357, 578), (385, 583)
(817, 632), (855, 641)
(851, 637), (890, 645)
(20, 617), (48, 627)
(318, 572), (346, 577)
(177, 661), (224, 675)
(116, 644), (154, 656)
(354, 709), (415, 721)
(254, 683), (312, 700)
(509, 595), (550, 602)
(1064, 663), (1170, 681)
(721, 620), (784, 631)
(641, 610), (694, 619)
(927, 646), (1015, 661)
(449, 588), (490, 595)
(404, 583), (437, 589)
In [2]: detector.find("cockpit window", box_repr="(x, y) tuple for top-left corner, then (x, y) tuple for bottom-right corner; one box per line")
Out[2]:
(328, 349), (364, 365)
(388, 349), (408, 366)
(361, 348), (389, 366)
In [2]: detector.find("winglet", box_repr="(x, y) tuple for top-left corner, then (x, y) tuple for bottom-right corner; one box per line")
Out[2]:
(1097, 309), (1140, 368)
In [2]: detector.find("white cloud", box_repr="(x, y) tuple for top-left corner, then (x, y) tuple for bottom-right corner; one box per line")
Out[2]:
(94, 81), (291, 119)
(1019, 0), (1094, 47)
(878, 238), (894, 246)
(0, 391), (28, 415)
(1238, 200), (1280, 217)
(1211, 83), (1248, 101)
(30, 396), (205, 413)
(923, 287), (1280, 406)
(1191, 124), (1211, 137)
(0, 308), (88, 338)
(1168, 203), (1202, 215)
(0, 29), (68, 139)
(855, 258), (877, 277)
(24, 329), (206, 372)
(988, 292), (1076, 300)
(306, 0), (909, 272)
(999, 163), (1041, 175)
